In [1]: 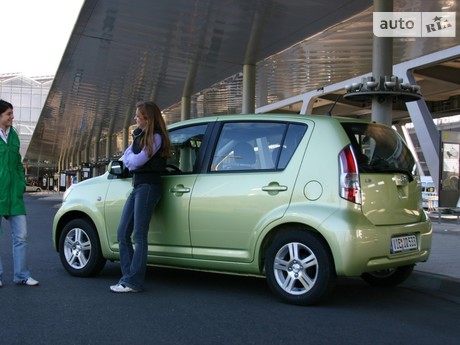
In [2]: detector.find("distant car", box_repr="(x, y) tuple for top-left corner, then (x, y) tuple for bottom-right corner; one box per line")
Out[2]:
(420, 176), (437, 209)
(26, 185), (42, 192)
(52, 114), (432, 305)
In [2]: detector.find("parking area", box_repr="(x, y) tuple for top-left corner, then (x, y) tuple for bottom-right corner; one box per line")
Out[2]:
(0, 192), (459, 344)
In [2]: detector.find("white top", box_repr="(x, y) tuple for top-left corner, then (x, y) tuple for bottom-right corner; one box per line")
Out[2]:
(0, 127), (10, 143)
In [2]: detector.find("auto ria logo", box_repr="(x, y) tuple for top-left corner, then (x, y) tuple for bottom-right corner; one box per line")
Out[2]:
(373, 12), (456, 37)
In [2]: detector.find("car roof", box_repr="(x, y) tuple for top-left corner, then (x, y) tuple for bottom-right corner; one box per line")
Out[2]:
(167, 113), (374, 130)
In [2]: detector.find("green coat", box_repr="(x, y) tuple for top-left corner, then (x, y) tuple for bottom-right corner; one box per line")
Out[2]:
(0, 127), (26, 216)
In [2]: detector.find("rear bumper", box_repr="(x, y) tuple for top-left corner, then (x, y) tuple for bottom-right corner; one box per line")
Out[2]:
(320, 215), (432, 276)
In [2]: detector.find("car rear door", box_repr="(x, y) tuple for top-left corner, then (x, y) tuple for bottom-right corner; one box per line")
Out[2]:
(342, 122), (423, 226)
(188, 120), (308, 263)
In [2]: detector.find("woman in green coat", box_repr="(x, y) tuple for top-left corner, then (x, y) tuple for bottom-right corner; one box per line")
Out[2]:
(0, 99), (39, 287)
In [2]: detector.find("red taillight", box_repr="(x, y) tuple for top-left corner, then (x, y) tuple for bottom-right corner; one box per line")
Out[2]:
(339, 145), (361, 204)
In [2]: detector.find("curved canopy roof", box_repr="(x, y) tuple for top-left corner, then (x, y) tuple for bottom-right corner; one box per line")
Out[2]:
(25, 0), (460, 167)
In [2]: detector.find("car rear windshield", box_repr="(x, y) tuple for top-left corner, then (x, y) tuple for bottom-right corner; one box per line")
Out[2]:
(341, 122), (416, 179)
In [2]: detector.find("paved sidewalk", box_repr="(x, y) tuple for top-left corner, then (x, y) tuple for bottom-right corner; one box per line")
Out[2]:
(32, 191), (460, 301)
(32, 190), (64, 201)
(415, 217), (460, 279)
(404, 214), (460, 301)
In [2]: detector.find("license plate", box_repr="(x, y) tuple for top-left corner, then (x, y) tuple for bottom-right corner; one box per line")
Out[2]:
(391, 235), (418, 253)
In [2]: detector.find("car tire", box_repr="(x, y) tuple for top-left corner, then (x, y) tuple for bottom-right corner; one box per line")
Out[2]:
(361, 264), (414, 287)
(59, 218), (106, 277)
(265, 231), (336, 306)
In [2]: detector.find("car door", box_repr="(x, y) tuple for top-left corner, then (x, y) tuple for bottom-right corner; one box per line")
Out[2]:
(342, 122), (424, 225)
(104, 123), (209, 260)
(189, 121), (308, 263)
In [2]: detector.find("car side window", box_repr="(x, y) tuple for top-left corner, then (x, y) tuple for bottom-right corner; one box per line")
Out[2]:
(210, 122), (307, 172)
(275, 124), (308, 169)
(167, 124), (208, 173)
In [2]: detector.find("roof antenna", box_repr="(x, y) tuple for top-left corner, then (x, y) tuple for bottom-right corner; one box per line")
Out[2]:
(326, 94), (342, 116)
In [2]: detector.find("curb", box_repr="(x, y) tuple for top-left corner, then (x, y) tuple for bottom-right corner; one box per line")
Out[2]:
(403, 271), (460, 302)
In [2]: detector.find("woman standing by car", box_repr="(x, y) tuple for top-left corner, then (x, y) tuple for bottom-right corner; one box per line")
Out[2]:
(0, 99), (39, 287)
(110, 101), (171, 293)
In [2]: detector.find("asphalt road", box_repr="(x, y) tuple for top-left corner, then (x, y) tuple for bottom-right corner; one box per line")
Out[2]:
(0, 194), (459, 345)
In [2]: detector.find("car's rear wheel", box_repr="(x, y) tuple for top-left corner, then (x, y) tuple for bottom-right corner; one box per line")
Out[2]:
(59, 218), (106, 277)
(361, 265), (414, 287)
(265, 231), (336, 306)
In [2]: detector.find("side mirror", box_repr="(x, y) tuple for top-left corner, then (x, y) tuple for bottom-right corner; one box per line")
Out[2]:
(108, 160), (124, 176)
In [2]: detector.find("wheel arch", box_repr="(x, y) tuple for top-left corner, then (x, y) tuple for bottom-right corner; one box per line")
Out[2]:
(257, 222), (336, 275)
(55, 211), (98, 252)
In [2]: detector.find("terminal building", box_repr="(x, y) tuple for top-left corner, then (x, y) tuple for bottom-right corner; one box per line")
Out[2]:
(3, 0), (460, 205)
(0, 73), (53, 184)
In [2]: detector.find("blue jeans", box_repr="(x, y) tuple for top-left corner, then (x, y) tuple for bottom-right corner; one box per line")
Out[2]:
(117, 183), (162, 290)
(0, 215), (31, 282)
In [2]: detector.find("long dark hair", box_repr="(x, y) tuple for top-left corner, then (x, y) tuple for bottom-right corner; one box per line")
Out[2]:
(135, 101), (171, 158)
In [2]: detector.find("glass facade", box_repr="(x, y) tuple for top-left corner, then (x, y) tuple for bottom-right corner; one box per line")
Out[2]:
(0, 73), (52, 158)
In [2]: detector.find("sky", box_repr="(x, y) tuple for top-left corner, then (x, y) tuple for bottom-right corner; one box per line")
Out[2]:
(1, 0), (85, 77)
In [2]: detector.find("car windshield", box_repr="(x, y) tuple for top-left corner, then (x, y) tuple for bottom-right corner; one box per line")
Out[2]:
(341, 122), (416, 179)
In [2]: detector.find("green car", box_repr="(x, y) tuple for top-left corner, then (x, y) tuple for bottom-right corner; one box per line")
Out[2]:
(53, 114), (432, 305)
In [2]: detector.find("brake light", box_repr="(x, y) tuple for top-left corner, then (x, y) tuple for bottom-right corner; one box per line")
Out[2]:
(339, 145), (361, 204)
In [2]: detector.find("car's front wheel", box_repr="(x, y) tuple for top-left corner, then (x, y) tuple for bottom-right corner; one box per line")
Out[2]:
(59, 218), (106, 277)
(265, 231), (336, 306)
(361, 265), (414, 287)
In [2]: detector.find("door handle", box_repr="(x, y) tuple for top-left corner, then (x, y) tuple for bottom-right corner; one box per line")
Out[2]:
(262, 183), (288, 195)
(170, 185), (191, 195)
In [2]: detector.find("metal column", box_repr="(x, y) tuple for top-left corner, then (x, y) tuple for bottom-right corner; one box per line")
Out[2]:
(122, 127), (129, 150)
(242, 64), (256, 114)
(372, 0), (393, 126)
(181, 95), (191, 121)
